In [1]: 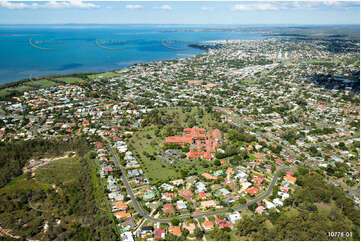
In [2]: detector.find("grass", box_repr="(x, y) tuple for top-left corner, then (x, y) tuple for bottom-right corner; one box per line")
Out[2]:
(0, 157), (80, 195)
(35, 158), (82, 186)
(88, 71), (125, 80)
(241, 79), (258, 84)
(55, 77), (85, 84)
(0, 85), (33, 98)
(28, 79), (58, 88)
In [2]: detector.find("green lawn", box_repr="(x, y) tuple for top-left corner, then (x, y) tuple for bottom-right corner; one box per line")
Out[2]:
(55, 77), (85, 84)
(88, 71), (125, 80)
(241, 79), (258, 84)
(35, 158), (82, 186)
(0, 85), (33, 98)
(28, 79), (58, 88)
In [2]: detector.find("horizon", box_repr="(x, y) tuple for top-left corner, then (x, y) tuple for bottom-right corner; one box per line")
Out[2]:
(0, 1), (359, 25)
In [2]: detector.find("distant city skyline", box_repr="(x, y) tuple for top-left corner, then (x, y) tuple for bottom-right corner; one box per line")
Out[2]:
(0, 1), (359, 25)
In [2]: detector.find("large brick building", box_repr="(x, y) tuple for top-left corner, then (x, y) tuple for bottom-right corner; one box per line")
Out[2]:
(165, 126), (222, 160)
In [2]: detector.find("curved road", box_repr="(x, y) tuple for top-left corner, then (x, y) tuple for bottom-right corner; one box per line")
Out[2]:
(106, 141), (289, 223)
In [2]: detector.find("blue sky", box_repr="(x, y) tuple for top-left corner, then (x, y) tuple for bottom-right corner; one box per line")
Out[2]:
(0, 1), (359, 25)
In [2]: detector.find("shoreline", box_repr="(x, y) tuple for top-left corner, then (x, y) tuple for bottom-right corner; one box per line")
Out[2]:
(0, 49), (206, 90)
(0, 46), (209, 100)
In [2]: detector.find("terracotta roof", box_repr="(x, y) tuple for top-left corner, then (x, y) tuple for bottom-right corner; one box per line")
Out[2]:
(162, 204), (175, 214)
(203, 220), (214, 230)
(245, 187), (259, 196)
(284, 175), (297, 183)
(169, 226), (181, 236)
(202, 173), (218, 180)
(200, 200), (216, 208)
(180, 189), (193, 200)
(198, 192), (208, 200)
(114, 211), (131, 219)
(113, 201), (128, 210)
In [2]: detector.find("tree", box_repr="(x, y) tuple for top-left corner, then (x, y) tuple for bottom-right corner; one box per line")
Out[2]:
(171, 218), (180, 226)
(194, 227), (203, 240)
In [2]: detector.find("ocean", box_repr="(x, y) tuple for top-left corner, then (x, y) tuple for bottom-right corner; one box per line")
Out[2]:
(0, 24), (265, 84)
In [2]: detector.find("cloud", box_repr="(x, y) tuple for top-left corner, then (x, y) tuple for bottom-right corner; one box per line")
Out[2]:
(0, 0), (100, 9)
(157, 5), (172, 10)
(125, 4), (143, 9)
(200, 6), (214, 11)
(232, 3), (281, 11)
(323, 1), (340, 6)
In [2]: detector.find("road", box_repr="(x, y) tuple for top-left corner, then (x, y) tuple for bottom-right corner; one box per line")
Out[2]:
(106, 140), (289, 223)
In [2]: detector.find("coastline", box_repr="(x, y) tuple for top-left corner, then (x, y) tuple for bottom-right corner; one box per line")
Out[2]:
(0, 47), (207, 100)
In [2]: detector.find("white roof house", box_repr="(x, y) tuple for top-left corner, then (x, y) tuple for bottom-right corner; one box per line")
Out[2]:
(229, 212), (241, 224)
(121, 232), (134, 242)
(273, 198), (284, 207)
(265, 200), (276, 209)
(176, 200), (187, 210)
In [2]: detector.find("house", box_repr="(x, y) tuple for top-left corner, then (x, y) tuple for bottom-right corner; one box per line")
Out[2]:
(179, 189), (193, 200)
(114, 211), (131, 219)
(240, 181), (252, 191)
(108, 191), (124, 201)
(176, 200), (187, 210)
(195, 181), (207, 193)
(245, 187), (259, 196)
(162, 204), (175, 214)
(234, 171), (248, 181)
(203, 220), (214, 231)
(160, 183), (175, 191)
(202, 173), (218, 180)
(252, 176), (263, 186)
(121, 232), (134, 242)
(226, 167), (235, 175)
(200, 200), (216, 209)
(215, 218), (231, 228)
(280, 186), (289, 193)
(229, 212), (241, 224)
(112, 201), (128, 211)
(170, 179), (184, 186)
(265, 201), (276, 209)
(121, 218), (137, 230)
(255, 205), (265, 214)
(143, 189), (156, 201)
(286, 171), (295, 176)
(198, 192), (208, 200)
(168, 226), (181, 236)
(284, 175), (297, 184)
(219, 188), (231, 196)
(154, 228), (166, 240)
(275, 158), (283, 164)
(183, 223), (196, 234)
(273, 198), (284, 207)
(278, 192), (290, 200)
(140, 226), (154, 235)
(161, 193), (176, 201)
(281, 180), (291, 186)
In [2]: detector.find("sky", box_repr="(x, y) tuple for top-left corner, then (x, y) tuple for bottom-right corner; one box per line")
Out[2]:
(0, 0), (359, 25)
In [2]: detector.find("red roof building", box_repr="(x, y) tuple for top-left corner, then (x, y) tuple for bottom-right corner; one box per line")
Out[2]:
(154, 228), (166, 239)
(165, 126), (221, 160)
(180, 189), (193, 200)
(162, 204), (175, 214)
(245, 187), (259, 196)
(215, 218), (232, 228)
